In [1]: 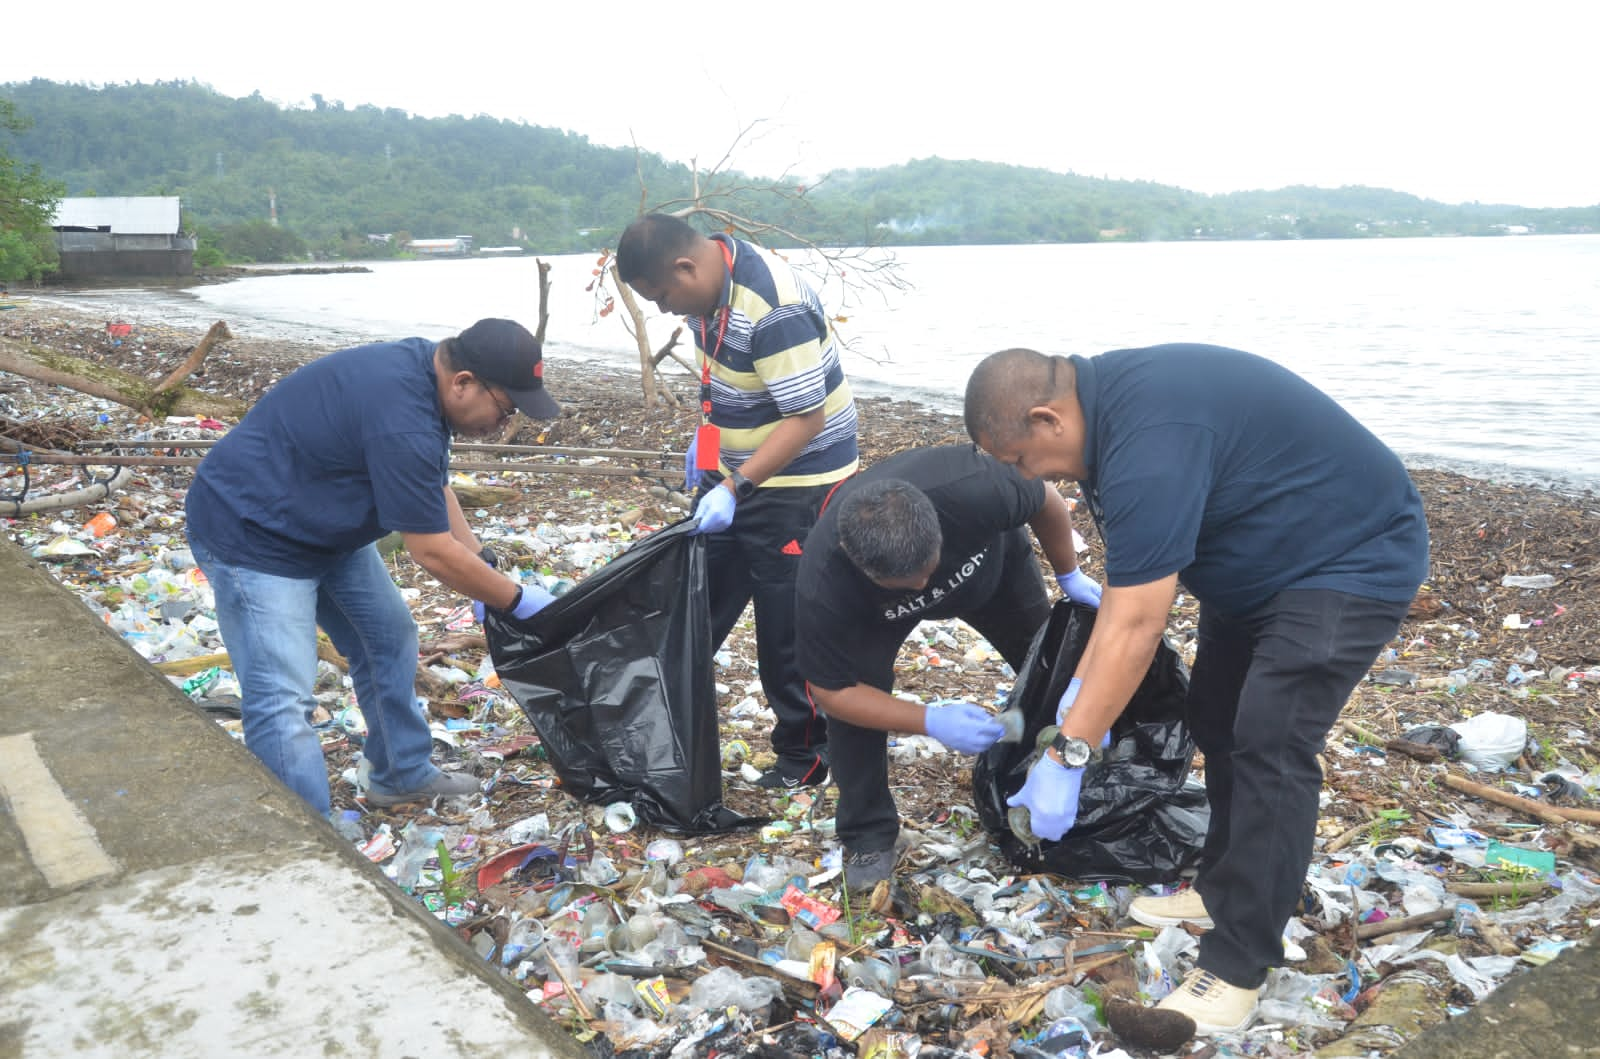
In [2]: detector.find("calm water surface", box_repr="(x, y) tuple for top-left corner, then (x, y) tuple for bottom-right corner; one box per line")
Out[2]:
(42, 236), (1600, 493)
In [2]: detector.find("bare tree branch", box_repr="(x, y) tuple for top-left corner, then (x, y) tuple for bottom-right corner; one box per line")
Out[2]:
(595, 120), (908, 402)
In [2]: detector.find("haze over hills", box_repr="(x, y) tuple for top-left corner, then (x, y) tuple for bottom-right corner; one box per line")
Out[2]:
(5, 78), (1595, 260)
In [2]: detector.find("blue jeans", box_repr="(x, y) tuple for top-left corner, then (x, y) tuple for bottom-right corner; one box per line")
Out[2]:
(190, 538), (437, 816)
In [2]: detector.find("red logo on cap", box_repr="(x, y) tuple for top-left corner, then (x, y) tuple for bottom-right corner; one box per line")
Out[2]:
(534, 360), (544, 379)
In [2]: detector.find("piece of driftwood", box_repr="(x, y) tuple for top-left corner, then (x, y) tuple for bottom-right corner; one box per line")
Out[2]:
(1446, 879), (1552, 900)
(1354, 906), (1455, 940)
(0, 465), (135, 517)
(0, 335), (247, 420)
(1444, 773), (1600, 825)
(152, 321), (232, 395)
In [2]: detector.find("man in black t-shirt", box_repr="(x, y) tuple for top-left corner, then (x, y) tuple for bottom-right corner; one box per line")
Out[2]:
(965, 344), (1428, 1035)
(795, 444), (1100, 893)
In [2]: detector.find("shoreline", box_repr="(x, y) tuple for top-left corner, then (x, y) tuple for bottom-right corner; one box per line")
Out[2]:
(14, 285), (1599, 499)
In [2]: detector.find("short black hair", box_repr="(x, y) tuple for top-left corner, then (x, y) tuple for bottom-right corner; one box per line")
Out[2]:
(964, 348), (1072, 447)
(615, 213), (702, 286)
(837, 478), (942, 582)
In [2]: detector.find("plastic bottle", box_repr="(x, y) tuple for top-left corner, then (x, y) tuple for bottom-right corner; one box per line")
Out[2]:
(1043, 984), (1103, 1027)
(391, 820), (445, 891)
(331, 809), (365, 843)
(841, 955), (901, 992)
(784, 926), (822, 961)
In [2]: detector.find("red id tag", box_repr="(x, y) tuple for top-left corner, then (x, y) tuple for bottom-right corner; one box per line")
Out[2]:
(695, 423), (721, 470)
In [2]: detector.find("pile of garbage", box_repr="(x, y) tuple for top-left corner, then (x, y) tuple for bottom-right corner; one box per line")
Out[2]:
(5, 351), (1600, 1055)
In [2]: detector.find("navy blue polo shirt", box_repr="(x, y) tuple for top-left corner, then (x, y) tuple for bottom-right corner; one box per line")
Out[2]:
(1074, 344), (1428, 615)
(185, 338), (452, 577)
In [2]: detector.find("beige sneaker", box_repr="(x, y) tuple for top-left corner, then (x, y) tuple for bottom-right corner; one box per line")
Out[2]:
(1128, 888), (1214, 929)
(1157, 969), (1259, 1034)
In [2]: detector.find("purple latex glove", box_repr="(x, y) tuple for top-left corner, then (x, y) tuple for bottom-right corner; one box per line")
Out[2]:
(1055, 676), (1113, 748)
(510, 583), (556, 620)
(691, 483), (737, 535)
(684, 435), (700, 492)
(1056, 569), (1102, 607)
(1006, 755), (1085, 841)
(924, 701), (1006, 754)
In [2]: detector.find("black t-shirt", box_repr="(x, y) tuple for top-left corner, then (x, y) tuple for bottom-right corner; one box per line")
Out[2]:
(796, 445), (1046, 692)
(1074, 344), (1429, 614)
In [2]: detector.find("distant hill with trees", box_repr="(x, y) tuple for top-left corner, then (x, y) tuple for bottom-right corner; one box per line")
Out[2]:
(2, 79), (1595, 270)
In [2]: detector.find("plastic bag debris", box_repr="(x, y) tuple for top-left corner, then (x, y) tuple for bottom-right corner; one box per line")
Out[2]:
(1448, 712), (1528, 771)
(974, 601), (1209, 882)
(488, 521), (764, 833)
(687, 966), (784, 1012)
(1501, 574), (1557, 589)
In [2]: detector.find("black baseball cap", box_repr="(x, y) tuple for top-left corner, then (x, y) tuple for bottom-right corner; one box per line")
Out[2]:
(451, 318), (561, 420)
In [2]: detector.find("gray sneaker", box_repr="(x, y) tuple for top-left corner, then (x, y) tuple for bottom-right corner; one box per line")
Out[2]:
(364, 770), (481, 808)
(842, 845), (897, 896)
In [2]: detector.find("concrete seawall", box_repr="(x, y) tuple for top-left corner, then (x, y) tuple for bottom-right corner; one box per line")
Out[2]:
(0, 538), (586, 1058)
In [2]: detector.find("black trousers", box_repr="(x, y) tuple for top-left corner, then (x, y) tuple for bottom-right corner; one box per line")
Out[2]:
(829, 529), (1052, 854)
(1188, 588), (1411, 989)
(704, 480), (835, 766)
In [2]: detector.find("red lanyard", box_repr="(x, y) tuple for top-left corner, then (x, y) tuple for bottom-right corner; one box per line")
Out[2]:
(697, 240), (736, 422)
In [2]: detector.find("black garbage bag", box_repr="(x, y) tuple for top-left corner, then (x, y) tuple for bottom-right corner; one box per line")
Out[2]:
(487, 520), (764, 834)
(1401, 724), (1461, 758)
(974, 601), (1209, 883)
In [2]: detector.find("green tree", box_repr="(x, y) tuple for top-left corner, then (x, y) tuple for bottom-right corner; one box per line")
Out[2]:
(0, 98), (64, 282)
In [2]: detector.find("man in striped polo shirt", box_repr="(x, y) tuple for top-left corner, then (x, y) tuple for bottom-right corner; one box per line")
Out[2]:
(618, 214), (859, 789)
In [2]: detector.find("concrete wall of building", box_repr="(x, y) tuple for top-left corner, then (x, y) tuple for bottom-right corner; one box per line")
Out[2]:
(55, 233), (197, 278)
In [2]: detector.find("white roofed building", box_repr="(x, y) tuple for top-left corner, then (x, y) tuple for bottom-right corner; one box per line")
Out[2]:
(51, 196), (196, 278)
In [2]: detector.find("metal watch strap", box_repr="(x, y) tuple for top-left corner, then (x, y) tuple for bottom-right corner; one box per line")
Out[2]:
(1050, 731), (1097, 768)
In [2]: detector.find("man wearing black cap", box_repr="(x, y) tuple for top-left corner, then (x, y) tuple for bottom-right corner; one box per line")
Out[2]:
(185, 318), (561, 816)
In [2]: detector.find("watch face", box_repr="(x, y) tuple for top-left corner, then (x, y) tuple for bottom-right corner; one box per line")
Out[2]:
(1054, 734), (1092, 767)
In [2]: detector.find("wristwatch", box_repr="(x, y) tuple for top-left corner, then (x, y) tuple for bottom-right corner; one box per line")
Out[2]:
(727, 470), (758, 500)
(1050, 731), (1102, 768)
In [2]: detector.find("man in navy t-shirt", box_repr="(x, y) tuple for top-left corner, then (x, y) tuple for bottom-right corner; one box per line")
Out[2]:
(965, 344), (1427, 1035)
(186, 319), (562, 816)
(794, 445), (1101, 894)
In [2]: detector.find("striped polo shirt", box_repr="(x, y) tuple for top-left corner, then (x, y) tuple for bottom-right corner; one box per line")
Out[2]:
(689, 235), (859, 488)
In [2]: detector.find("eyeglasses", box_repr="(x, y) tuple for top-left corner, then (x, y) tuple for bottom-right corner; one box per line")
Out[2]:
(479, 379), (515, 421)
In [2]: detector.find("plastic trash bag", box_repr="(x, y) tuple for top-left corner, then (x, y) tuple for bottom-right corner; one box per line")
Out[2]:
(488, 520), (764, 834)
(1448, 712), (1527, 771)
(974, 601), (1209, 883)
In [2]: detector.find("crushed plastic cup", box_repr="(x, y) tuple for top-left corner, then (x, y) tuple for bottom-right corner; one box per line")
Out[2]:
(644, 837), (684, 865)
(603, 802), (638, 833)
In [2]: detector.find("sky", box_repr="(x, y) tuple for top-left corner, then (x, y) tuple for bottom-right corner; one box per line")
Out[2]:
(6, 1), (1597, 208)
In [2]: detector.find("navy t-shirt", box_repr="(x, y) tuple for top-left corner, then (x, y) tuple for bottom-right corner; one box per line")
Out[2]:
(796, 445), (1046, 692)
(185, 338), (452, 576)
(1074, 344), (1429, 615)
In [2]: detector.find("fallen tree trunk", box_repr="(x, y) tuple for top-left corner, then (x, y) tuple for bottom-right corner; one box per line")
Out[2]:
(0, 334), (247, 420)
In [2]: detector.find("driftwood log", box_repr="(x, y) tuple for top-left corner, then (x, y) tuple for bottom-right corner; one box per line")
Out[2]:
(0, 322), (246, 420)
